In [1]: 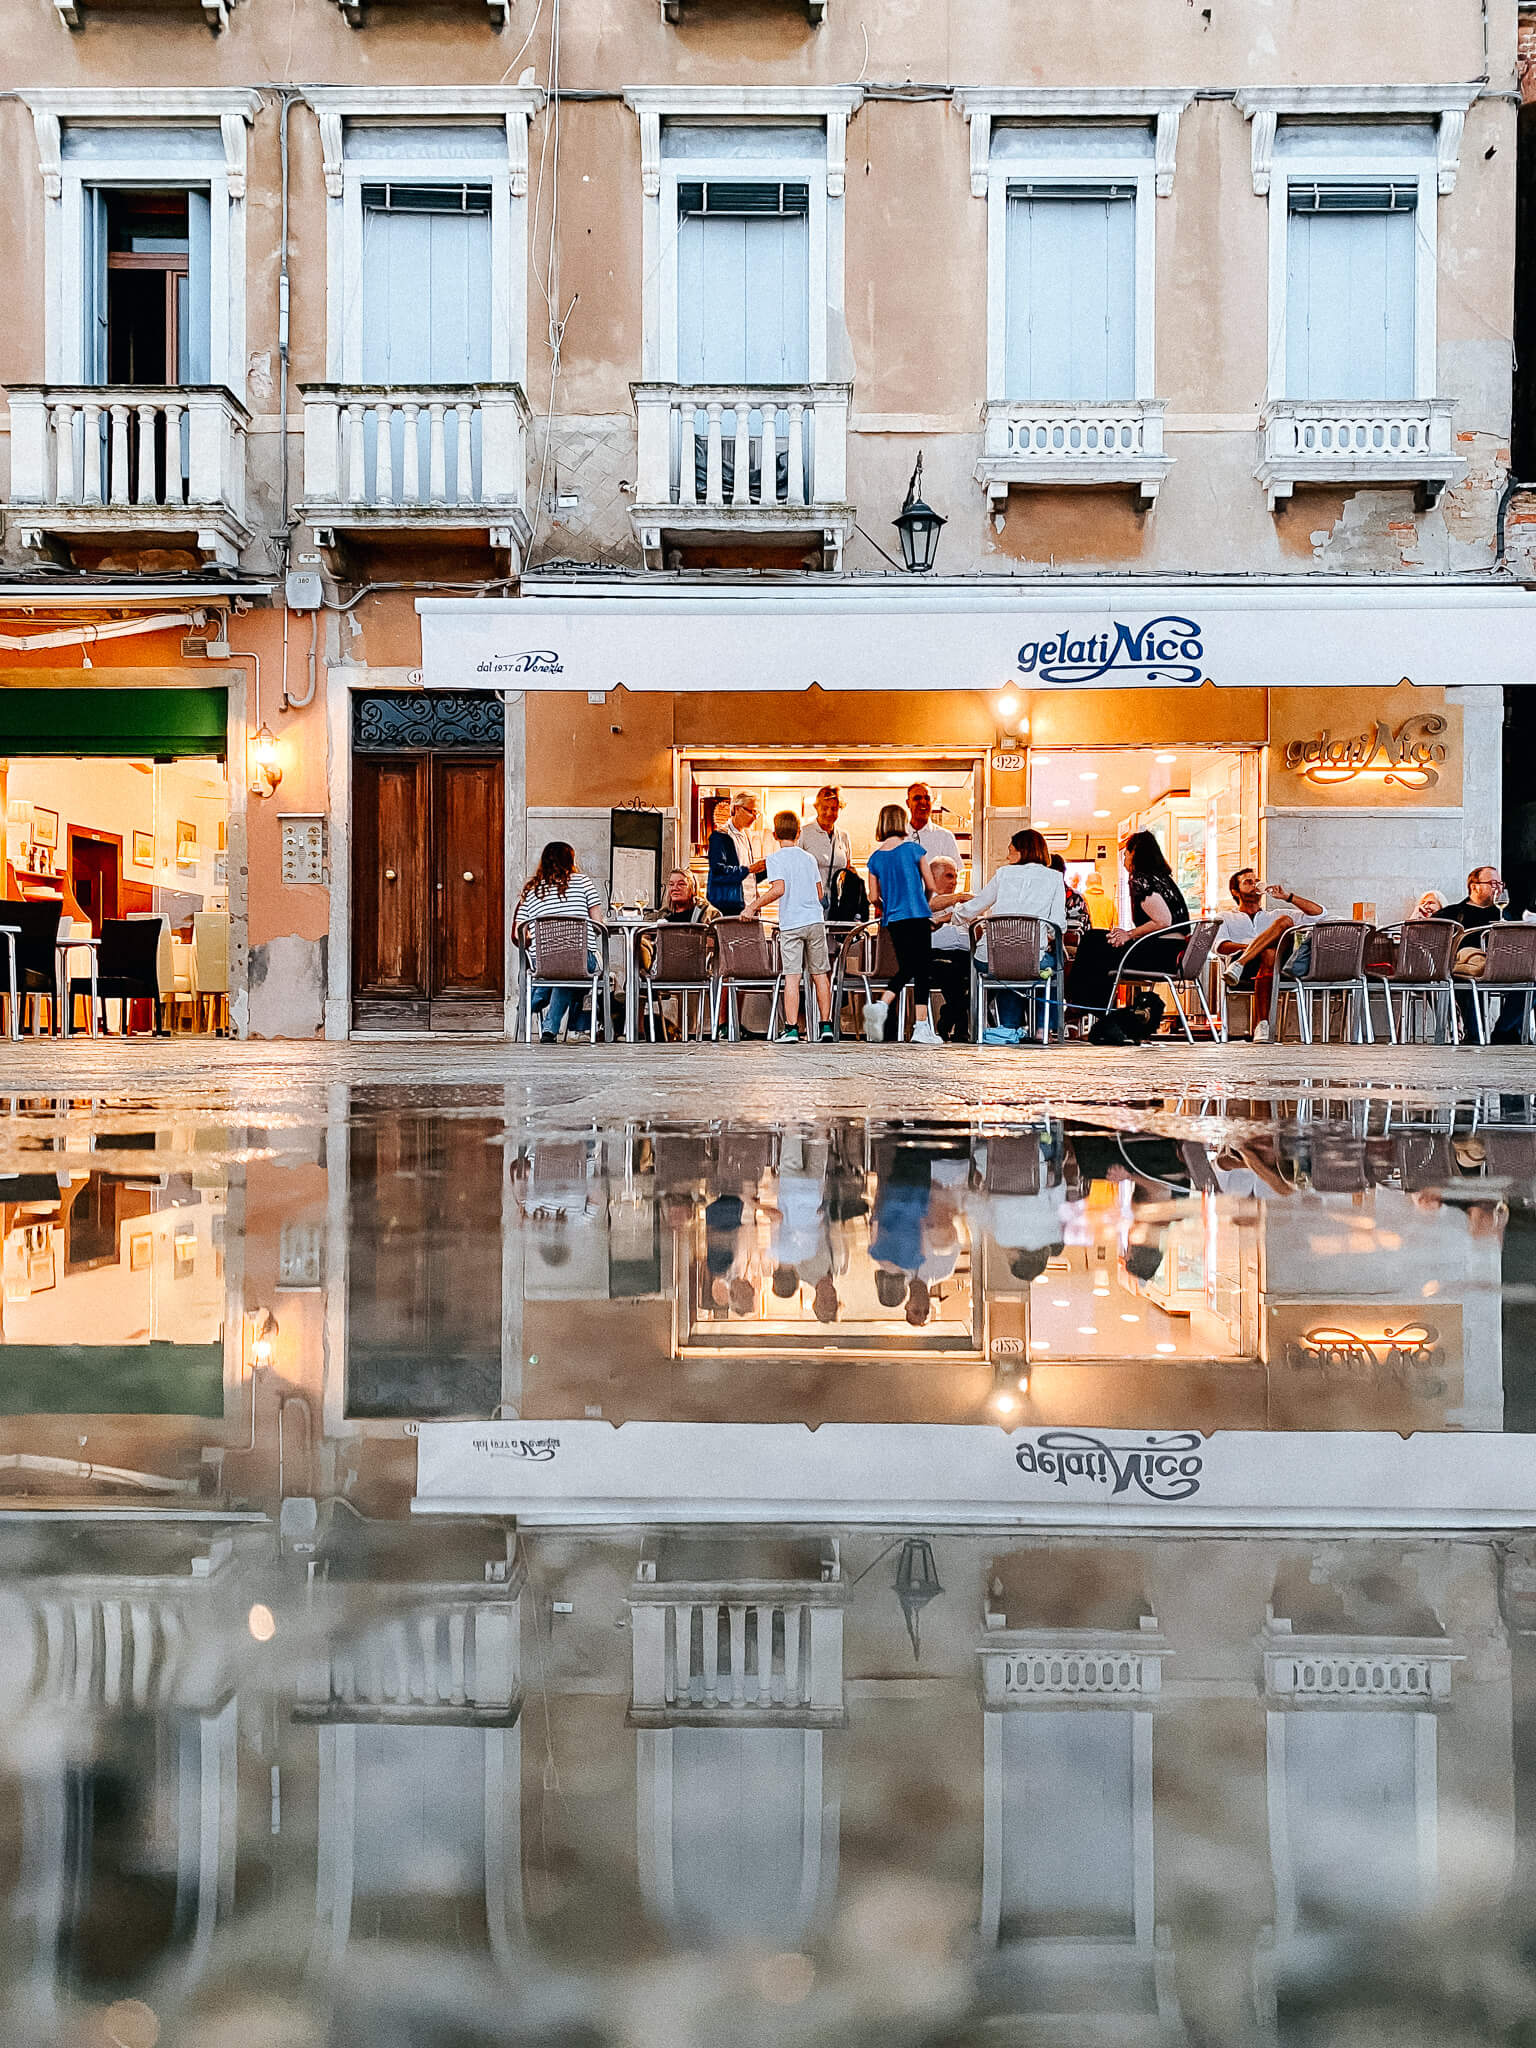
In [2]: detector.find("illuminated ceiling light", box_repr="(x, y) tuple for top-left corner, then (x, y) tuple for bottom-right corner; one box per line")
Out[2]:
(1031, 1341), (1050, 1352)
(1079, 771), (1099, 782)
(997, 691), (1021, 720)
(1121, 1313), (1141, 1323)
(1093, 809), (1111, 818)
(1121, 784), (1141, 794)
(1033, 754), (1053, 765)
(1155, 752), (1177, 765)
(1077, 1325), (1099, 1336)
(1156, 1341), (1178, 1354)
(1052, 1298), (1070, 1308)
(1053, 799), (1070, 809)
(248, 1603), (277, 1643)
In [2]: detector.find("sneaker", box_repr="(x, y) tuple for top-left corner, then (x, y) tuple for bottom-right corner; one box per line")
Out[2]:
(1222, 959), (1246, 988)
(862, 998), (889, 1043)
(779, 1025), (800, 1043)
(1252, 1020), (1272, 1043)
(910, 1019), (943, 1046)
(818, 1023), (835, 1043)
(540, 1031), (558, 1044)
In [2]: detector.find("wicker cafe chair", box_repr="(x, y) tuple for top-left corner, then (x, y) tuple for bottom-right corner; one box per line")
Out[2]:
(1366, 919), (1460, 1044)
(710, 917), (784, 1041)
(1272, 920), (1374, 1045)
(520, 915), (610, 1042)
(637, 922), (715, 1041)
(1463, 921), (1536, 1045)
(832, 922), (907, 1042)
(970, 916), (1060, 1042)
(1109, 920), (1227, 1042)
(980, 1132), (1043, 1196)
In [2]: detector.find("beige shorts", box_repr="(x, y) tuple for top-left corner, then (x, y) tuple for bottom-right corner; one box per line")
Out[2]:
(779, 922), (831, 975)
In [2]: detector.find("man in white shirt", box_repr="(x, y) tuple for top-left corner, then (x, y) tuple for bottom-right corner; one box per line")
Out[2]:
(799, 785), (853, 891)
(926, 854), (973, 1042)
(1217, 867), (1326, 1042)
(906, 782), (961, 870)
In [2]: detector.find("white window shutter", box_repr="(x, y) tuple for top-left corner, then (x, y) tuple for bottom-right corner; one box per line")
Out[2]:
(1286, 198), (1416, 400)
(1004, 190), (1135, 403)
(677, 203), (810, 385)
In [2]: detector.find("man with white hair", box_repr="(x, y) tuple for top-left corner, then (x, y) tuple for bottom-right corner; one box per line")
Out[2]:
(706, 790), (765, 915)
(926, 852), (973, 1042)
(906, 782), (960, 870)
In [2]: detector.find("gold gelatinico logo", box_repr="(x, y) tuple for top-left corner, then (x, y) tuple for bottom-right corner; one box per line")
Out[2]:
(1287, 1321), (1442, 1376)
(1284, 710), (1449, 791)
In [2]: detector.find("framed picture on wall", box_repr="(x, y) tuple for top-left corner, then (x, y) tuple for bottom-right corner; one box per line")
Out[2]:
(30, 809), (57, 850)
(175, 821), (198, 867)
(132, 830), (154, 868)
(129, 1232), (152, 1272)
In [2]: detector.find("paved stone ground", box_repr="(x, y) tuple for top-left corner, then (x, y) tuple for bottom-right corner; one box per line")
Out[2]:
(0, 1037), (1532, 1132)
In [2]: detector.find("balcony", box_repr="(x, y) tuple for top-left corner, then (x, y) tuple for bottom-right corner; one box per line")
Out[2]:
(1262, 1616), (1457, 1708)
(54, 0), (230, 25)
(7, 385), (251, 567)
(974, 399), (1171, 505)
(1257, 398), (1466, 510)
(663, 0), (824, 16)
(979, 1618), (1169, 1707)
(299, 383), (531, 568)
(628, 1534), (846, 1728)
(631, 382), (853, 570)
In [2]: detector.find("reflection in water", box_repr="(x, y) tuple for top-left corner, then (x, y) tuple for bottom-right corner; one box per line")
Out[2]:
(0, 1088), (1531, 2040)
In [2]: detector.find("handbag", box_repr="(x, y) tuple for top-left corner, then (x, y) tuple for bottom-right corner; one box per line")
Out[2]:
(825, 839), (868, 923)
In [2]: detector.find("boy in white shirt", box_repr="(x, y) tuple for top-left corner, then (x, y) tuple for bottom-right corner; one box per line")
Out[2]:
(755, 811), (835, 1042)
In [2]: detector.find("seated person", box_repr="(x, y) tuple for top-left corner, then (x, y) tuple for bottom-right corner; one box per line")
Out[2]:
(1444, 864), (1524, 1042)
(941, 829), (1066, 1041)
(1217, 867), (1326, 1043)
(926, 854), (973, 1043)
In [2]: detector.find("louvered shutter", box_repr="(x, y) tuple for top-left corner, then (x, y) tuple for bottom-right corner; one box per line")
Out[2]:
(1285, 181), (1417, 399)
(1004, 186), (1136, 402)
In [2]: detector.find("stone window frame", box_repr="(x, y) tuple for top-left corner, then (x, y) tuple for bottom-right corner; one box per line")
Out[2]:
(1234, 85), (1480, 407)
(623, 86), (865, 385)
(304, 87), (543, 390)
(24, 87), (261, 398)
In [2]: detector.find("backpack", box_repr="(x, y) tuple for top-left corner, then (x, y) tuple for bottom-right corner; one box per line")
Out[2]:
(1089, 992), (1166, 1045)
(826, 861), (868, 924)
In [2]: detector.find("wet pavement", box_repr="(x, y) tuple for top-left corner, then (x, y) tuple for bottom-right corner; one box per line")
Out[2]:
(4, 1050), (1536, 2044)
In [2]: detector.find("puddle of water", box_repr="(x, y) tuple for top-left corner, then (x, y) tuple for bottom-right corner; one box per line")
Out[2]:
(0, 1086), (1533, 2042)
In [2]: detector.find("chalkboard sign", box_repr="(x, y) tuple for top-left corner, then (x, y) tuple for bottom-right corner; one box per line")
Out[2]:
(610, 807), (664, 911)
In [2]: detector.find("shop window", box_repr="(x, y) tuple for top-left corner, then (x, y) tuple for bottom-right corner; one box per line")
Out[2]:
(1284, 180), (1417, 401)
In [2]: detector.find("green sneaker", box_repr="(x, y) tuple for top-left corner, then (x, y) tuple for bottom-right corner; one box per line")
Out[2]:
(819, 1023), (835, 1042)
(779, 1025), (800, 1042)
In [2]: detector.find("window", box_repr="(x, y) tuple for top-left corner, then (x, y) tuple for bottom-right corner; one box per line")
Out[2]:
(1004, 181), (1136, 402)
(359, 179), (494, 384)
(94, 189), (210, 386)
(1282, 167), (1421, 400)
(675, 175), (811, 384)
(999, 1710), (1137, 1939)
(981, 125), (1159, 405)
(662, 125), (822, 385)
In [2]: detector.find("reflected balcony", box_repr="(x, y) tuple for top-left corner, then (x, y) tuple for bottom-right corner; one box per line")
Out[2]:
(1256, 398), (1465, 510)
(7, 385), (252, 568)
(299, 383), (531, 569)
(631, 382), (853, 570)
(628, 1533), (846, 1728)
(975, 398), (1172, 506)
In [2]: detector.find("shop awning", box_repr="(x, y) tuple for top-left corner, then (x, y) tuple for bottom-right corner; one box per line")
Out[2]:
(0, 1342), (225, 1417)
(417, 580), (1536, 693)
(0, 687), (228, 757)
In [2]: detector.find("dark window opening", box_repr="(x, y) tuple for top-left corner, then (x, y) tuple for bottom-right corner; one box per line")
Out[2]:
(104, 191), (189, 386)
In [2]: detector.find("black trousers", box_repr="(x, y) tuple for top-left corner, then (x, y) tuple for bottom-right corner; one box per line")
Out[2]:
(1067, 928), (1185, 1016)
(882, 917), (932, 1036)
(929, 945), (972, 1040)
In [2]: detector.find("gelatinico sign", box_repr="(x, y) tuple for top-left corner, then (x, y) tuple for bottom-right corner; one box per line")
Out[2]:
(1014, 1429), (1204, 1501)
(1286, 1321), (1442, 1376)
(1016, 616), (1204, 686)
(1284, 710), (1448, 790)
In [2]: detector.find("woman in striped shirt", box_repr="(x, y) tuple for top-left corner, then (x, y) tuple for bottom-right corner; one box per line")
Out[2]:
(514, 842), (607, 1041)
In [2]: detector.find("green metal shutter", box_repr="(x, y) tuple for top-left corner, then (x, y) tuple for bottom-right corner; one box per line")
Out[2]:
(0, 688), (228, 758)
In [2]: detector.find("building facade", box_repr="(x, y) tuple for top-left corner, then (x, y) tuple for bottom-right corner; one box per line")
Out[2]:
(0, 0), (1530, 1036)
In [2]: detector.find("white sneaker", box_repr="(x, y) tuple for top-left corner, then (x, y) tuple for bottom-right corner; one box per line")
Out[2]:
(862, 998), (890, 1043)
(1222, 959), (1245, 988)
(910, 1019), (942, 1046)
(1252, 1020), (1272, 1043)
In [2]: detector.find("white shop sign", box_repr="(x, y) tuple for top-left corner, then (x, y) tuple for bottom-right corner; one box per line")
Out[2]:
(412, 1420), (1536, 1530)
(417, 584), (1536, 693)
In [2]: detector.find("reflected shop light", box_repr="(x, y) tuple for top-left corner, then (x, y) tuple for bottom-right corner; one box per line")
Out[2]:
(245, 1307), (280, 1368)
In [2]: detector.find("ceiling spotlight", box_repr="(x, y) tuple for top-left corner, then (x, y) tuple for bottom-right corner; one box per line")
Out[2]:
(1033, 754), (1053, 765)
(1079, 771), (1099, 782)
(1155, 752), (1177, 765)
(1053, 799), (1070, 808)
(1093, 809), (1111, 819)
(1121, 784), (1141, 794)
(1156, 1341), (1178, 1354)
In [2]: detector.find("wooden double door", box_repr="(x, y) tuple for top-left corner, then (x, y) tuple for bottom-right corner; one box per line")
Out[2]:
(353, 753), (504, 1032)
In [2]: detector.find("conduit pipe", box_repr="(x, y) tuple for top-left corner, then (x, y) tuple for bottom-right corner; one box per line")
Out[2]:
(0, 610), (205, 655)
(0, 1452), (199, 1493)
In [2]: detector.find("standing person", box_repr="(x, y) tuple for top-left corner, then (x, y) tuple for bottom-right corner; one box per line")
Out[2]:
(800, 786), (852, 890)
(926, 854), (974, 1042)
(754, 810), (835, 1043)
(1216, 867), (1327, 1044)
(1082, 871), (1116, 929)
(707, 792), (765, 917)
(514, 842), (607, 1042)
(864, 804), (942, 1045)
(1065, 831), (1189, 1027)
(906, 782), (961, 869)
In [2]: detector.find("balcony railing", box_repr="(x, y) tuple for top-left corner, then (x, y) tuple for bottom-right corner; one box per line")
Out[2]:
(299, 383), (531, 561)
(295, 1599), (521, 1725)
(631, 381), (853, 568)
(661, 0), (825, 21)
(629, 1538), (845, 1726)
(975, 398), (1171, 504)
(1256, 398), (1465, 509)
(7, 384), (251, 565)
(1263, 1622), (1457, 1707)
(979, 1621), (1169, 1707)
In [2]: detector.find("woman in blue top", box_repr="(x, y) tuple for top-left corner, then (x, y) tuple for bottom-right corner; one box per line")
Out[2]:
(864, 803), (942, 1045)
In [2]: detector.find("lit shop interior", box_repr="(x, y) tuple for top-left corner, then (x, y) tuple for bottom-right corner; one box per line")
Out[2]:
(1027, 745), (1260, 915)
(0, 690), (232, 1033)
